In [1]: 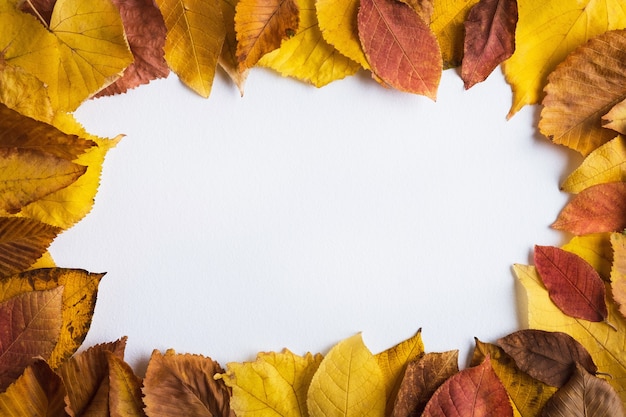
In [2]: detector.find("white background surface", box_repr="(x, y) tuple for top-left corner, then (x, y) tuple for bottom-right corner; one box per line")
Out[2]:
(49, 67), (576, 374)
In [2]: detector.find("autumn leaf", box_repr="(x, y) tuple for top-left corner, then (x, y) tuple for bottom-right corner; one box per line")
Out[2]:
(0, 268), (105, 368)
(422, 356), (513, 417)
(155, 0), (225, 98)
(534, 245), (609, 323)
(358, 0), (441, 98)
(539, 30), (626, 155)
(603, 100), (626, 135)
(0, 63), (53, 122)
(541, 363), (626, 417)
(430, 0), (480, 68)
(59, 337), (127, 417)
(0, 287), (63, 392)
(515, 264), (626, 403)
(307, 333), (386, 417)
(316, 0), (370, 69)
(561, 136), (626, 194)
(551, 182), (626, 235)
(219, 349), (322, 417)
(219, 0), (248, 95)
(143, 349), (234, 417)
(258, 0), (360, 87)
(562, 234), (613, 281)
(0, 218), (60, 277)
(392, 351), (459, 417)
(611, 232), (626, 319)
(471, 339), (556, 417)
(107, 352), (146, 417)
(461, 0), (517, 89)
(0, 359), (68, 417)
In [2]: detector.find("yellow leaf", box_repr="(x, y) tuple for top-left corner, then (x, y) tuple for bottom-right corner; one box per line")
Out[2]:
(156, 0), (225, 98)
(503, 0), (626, 117)
(561, 136), (626, 193)
(611, 232), (626, 320)
(107, 352), (146, 417)
(307, 333), (386, 417)
(220, 349), (323, 417)
(430, 0), (480, 69)
(259, 0), (361, 87)
(562, 233), (613, 280)
(515, 264), (626, 403)
(1, 0), (133, 111)
(316, 0), (370, 69)
(603, 98), (626, 135)
(0, 268), (105, 368)
(0, 63), (53, 122)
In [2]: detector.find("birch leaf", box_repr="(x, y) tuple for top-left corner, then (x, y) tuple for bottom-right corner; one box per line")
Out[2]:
(562, 233), (613, 281)
(611, 232), (626, 320)
(430, 0), (480, 68)
(0, 218), (60, 278)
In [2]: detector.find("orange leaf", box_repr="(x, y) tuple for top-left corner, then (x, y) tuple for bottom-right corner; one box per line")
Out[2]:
(357, 0), (441, 98)
(0, 218), (60, 277)
(461, 0), (517, 89)
(552, 182), (626, 235)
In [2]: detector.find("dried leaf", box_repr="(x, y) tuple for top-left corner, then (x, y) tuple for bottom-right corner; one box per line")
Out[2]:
(430, 0), (480, 68)
(0, 359), (68, 417)
(471, 339), (556, 417)
(0, 287), (63, 392)
(461, 0), (517, 89)
(155, 0), (225, 98)
(0, 218), (60, 277)
(358, 0), (441, 98)
(258, 0), (360, 87)
(107, 352), (146, 417)
(561, 136), (626, 193)
(59, 338), (127, 417)
(392, 351), (459, 417)
(562, 233), (613, 281)
(603, 99), (626, 135)
(143, 349), (234, 417)
(218, 0), (248, 95)
(0, 268), (104, 368)
(515, 264), (626, 403)
(401, 0), (433, 22)
(611, 232), (626, 319)
(0, 64), (53, 122)
(551, 182), (626, 235)
(541, 363), (626, 417)
(422, 356), (513, 417)
(220, 349), (322, 417)
(534, 245), (608, 323)
(539, 29), (626, 155)
(307, 333), (386, 417)
(235, 0), (299, 70)
(497, 329), (597, 387)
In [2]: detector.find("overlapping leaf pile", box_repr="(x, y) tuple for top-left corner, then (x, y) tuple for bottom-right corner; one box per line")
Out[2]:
(1, 0), (626, 414)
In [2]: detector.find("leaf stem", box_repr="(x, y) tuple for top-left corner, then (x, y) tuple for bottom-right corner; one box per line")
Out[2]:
(23, 0), (48, 29)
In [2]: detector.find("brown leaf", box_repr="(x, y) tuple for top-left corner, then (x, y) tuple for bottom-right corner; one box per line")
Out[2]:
(59, 337), (127, 417)
(461, 0), (517, 89)
(0, 287), (63, 392)
(235, 0), (300, 70)
(552, 182), (626, 235)
(392, 351), (459, 417)
(422, 356), (513, 417)
(143, 349), (234, 417)
(498, 329), (597, 387)
(95, 0), (169, 96)
(0, 358), (68, 416)
(611, 232), (626, 319)
(358, 0), (442, 98)
(107, 352), (146, 417)
(541, 363), (626, 417)
(0, 218), (60, 277)
(219, 0), (248, 95)
(534, 245), (609, 323)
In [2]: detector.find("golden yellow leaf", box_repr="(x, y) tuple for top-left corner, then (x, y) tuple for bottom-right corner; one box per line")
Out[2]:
(259, 0), (361, 87)
(515, 264), (626, 403)
(107, 352), (146, 417)
(307, 333), (386, 417)
(561, 136), (626, 193)
(28, 251), (56, 270)
(0, 268), (105, 368)
(0, 63), (53, 122)
(1, 0), (133, 111)
(219, 349), (323, 417)
(503, 0), (626, 118)
(430, 0), (480, 69)
(316, 0), (370, 69)
(155, 0), (225, 98)
(219, 0), (248, 95)
(603, 99), (626, 135)
(611, 232), (626, 320)
(561, 233), (613, 280)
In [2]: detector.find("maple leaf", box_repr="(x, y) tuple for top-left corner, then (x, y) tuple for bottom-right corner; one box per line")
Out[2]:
(611, 232), (626, 320)
(0, 287), (63, 392)
(551, 182), (626, 235)
(107, 352), (146, 417)
(540, 30), (626, 156)
(219, 0), (248, 95)
(561, 233), (613, 281)
(155, 0), (225, 98)
(461, 0), (517, 89)
(358, 0), (441, 98)
(430, 0), (480, 69)
(0, 218), (60, 277)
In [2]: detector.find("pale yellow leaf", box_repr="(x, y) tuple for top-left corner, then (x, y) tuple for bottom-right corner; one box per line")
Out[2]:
(604, 98), (626, 135)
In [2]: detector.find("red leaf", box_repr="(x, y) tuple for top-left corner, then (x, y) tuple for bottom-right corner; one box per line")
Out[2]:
(358, 0), (442, 99)
(534, 245), (608, 322)
(422, 356), (513, 417)
(461, 0), (517, 89)
(552, 182), (626, 235)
